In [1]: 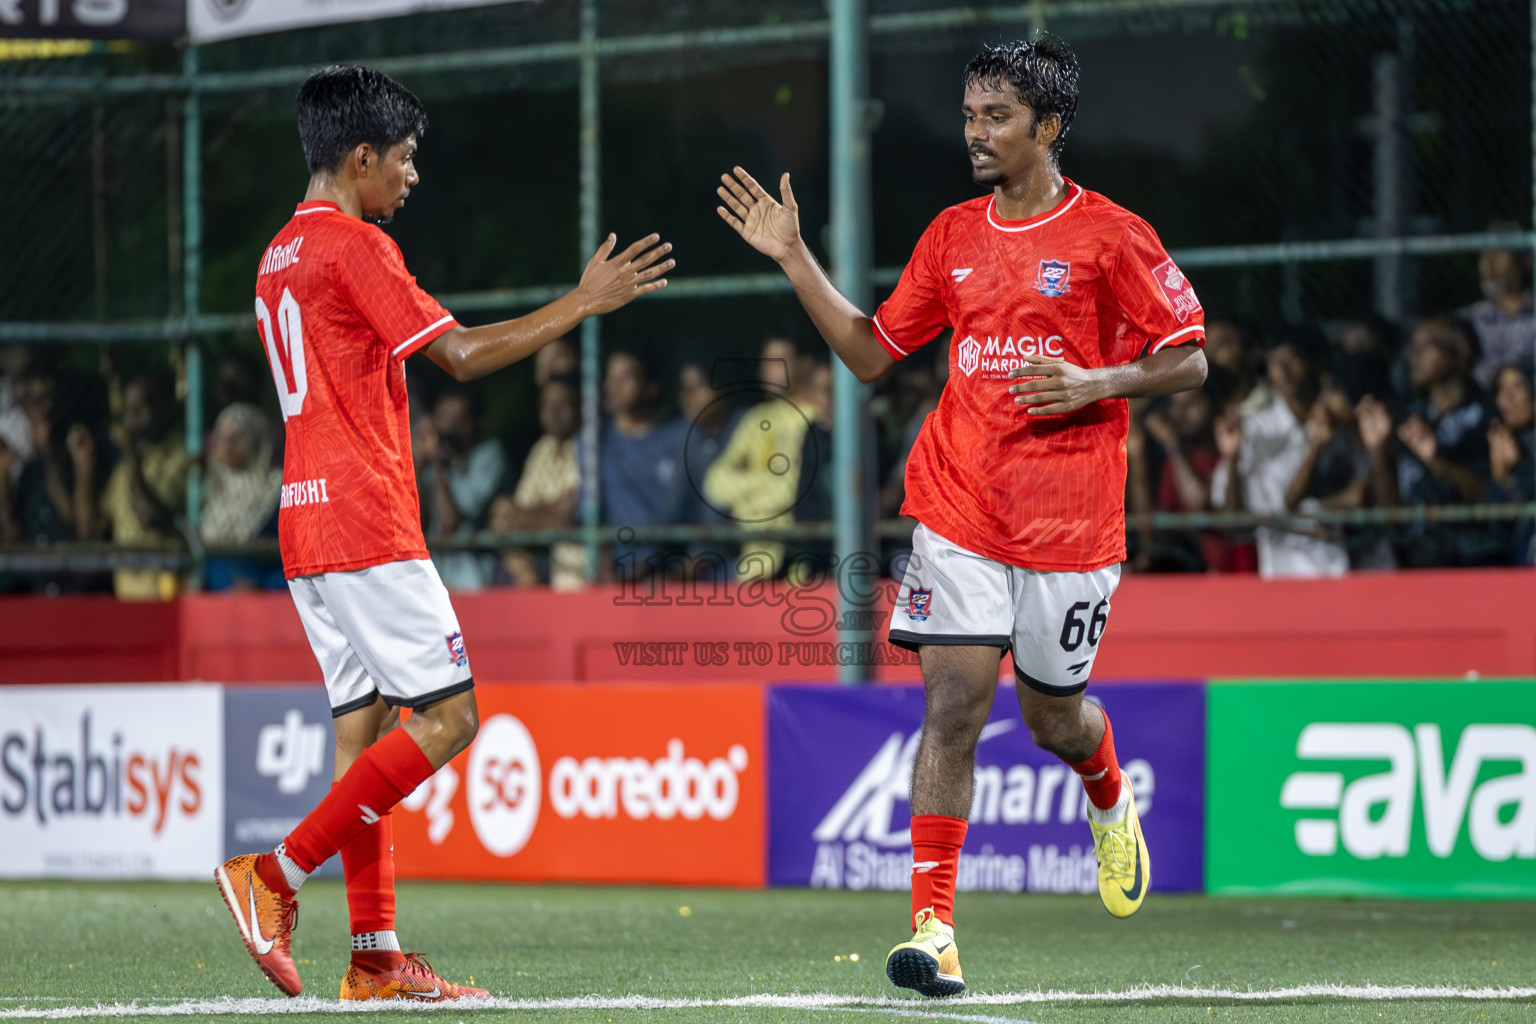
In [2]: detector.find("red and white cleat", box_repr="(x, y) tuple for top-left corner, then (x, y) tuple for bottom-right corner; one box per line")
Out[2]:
(214, 854), (302, 997)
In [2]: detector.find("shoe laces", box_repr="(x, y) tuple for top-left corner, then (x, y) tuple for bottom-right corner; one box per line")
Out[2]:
(911, 907), (950, 942)
(276, 897), (299, 951)
(400, 952), (441, 982)
(1092, 816), (1136, 881)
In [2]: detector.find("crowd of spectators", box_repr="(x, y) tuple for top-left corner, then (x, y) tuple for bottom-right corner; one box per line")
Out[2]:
(1129, 243), (1536, 577)
(0, 242), (1531, 596)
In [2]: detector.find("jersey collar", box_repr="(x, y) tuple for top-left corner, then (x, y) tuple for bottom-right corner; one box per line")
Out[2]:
(294, 200), (341, 216)
(985, 179), (1082, 233)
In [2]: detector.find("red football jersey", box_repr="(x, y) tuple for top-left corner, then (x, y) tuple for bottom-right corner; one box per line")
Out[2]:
(254, 201), (457, 577)
(873, 180), (1205, 571)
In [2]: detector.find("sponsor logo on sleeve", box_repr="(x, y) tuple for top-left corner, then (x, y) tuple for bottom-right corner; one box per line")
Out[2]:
(1151, 258), (1201, 323)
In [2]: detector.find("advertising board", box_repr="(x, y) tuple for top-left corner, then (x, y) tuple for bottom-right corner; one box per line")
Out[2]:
(393, 683), (765, 886)
(0, 684), (223, 878)
(767, 681), (1206, 893)
(1207, 680), (1536, 898)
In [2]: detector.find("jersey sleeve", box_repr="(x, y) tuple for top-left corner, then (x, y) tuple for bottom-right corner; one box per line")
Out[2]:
(339, 228), (458, 360)
(1107, 218), (1205, 357)
(871, 216), (950, 361)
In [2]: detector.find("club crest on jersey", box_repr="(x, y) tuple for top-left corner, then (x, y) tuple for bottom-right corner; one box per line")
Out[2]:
(445, 632), (468, 667)
(906, 587), (934, 622)
(1035, 259), (1071, 297)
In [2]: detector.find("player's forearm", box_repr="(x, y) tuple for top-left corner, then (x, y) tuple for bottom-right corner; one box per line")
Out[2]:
(1098, 345), (1208, 401)
(779, 243), (895, 384)
(432, 469), (464, 534)
(429, 293), (587, 382)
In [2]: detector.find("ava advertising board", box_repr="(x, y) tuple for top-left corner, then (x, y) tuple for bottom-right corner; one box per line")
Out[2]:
(767, 681), (1206, 893)
(391, 683), (765, 887)
(1207, 680), (1536, 899)
(0, 684), (223, 879)
(222, 685), (340, 878)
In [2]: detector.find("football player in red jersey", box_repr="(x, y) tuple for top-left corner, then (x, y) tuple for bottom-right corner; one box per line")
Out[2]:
(718, 36), (1206, 997)
(216, 65), (671, 1001)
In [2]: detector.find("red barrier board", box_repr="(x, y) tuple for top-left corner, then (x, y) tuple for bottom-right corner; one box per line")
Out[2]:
(391, 683), (765, 887)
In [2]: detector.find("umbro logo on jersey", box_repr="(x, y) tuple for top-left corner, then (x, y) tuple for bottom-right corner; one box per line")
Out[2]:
(951, 268), (973, 283)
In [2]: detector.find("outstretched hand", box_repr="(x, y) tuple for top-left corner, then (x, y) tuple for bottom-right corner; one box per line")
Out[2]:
(576, 233), (673, 317)
(716, 167), (801, 261)
(1006, 358), (1106, 416)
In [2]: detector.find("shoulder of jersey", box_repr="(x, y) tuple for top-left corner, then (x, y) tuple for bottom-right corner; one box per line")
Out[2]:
(1072, 186), (1144, 231)
(941, 194), (995, 221)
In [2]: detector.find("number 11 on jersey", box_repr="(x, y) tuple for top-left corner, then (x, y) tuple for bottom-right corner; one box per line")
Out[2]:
(257, 287), (307, 420)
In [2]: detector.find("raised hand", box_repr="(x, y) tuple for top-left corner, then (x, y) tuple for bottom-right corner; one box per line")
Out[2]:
(716, 167), (801, 262)
(1489, 420), (1520, 484)
(1397, 415), (1437, 465)
(1214, 413), (1243, 461)
(1304, 402), (1334, 449)
(1006, 357), (1104, 416)
(575, 233), (673, 317)
(65, 423), (94, 471)
(1355, 396), (1393, 453)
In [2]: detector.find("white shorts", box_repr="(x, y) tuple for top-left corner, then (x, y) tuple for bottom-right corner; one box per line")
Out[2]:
(888, 524), (1121, 695)
(288, 558), (474, 717)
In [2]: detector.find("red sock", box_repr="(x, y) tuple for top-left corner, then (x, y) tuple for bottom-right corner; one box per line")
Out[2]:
(283, 729), (433, 873)
(1066, 707), (1123, 811)
(341, 805), (397, 936)
(910, 814), (967, 929)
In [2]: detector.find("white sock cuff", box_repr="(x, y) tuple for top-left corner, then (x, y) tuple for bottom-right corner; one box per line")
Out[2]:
(1087, 786), (1132, 825)
(352, 930), (401, 952)
(272, 843), (311, 892)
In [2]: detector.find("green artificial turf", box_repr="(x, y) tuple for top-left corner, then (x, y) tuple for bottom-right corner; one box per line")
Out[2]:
(0, 880), (1531, 1023)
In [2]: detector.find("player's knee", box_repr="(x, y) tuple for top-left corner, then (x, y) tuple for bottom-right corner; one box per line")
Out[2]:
(923, 684), (992, 740)
(439, 692), (480, 756)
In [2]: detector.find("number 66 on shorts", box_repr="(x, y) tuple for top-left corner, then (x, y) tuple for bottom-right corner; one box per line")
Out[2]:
(888, 523), (1121, 696)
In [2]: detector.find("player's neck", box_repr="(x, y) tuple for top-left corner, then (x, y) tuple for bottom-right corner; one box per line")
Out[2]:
(992, 167), (1067, 222)
(304, 177), (363, 219)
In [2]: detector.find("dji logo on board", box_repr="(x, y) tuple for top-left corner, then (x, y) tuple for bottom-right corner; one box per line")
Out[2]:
(255, 710), (326, 794)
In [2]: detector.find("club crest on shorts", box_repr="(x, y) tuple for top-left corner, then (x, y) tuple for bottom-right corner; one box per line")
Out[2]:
(1035, 259), (1071, 297)
(445, 631), (468, 667)
(906, 587), (934, 622)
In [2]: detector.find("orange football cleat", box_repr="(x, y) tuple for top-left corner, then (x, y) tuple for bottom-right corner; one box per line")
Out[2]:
(214, 854), (301, 997)
(340, 951), (490, 1002)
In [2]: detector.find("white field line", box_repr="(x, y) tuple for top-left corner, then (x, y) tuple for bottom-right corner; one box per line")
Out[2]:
(1, 986), (1534, 1019)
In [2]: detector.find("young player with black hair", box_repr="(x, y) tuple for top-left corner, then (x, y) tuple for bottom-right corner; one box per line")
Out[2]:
(717, 35), (1207, 997)
(216, 64), (671, 1001)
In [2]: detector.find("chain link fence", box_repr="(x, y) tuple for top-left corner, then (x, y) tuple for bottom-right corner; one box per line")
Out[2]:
(0, 0), (1531, 593)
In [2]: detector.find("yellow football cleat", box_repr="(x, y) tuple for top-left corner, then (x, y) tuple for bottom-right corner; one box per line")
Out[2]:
(885, 907), (964, 997)
(1088, 779), (1151, 918)
(340, 951), (490, 1002)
